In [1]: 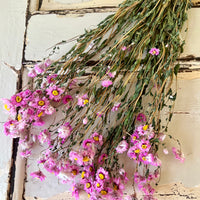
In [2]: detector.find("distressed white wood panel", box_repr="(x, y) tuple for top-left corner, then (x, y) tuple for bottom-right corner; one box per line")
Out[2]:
(174, 72), (200, 113)
(0, 0), (27, 70)
(0, 64), (17, 200)
(25, 13), (113, 61)
(40, 0), (123, 10)
(181, 9), (200, 58)
(0, 1), (27, 199)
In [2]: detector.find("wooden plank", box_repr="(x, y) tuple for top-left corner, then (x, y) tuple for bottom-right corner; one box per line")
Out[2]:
(0, 0), (27, 199)
(40, 0), (123, 10)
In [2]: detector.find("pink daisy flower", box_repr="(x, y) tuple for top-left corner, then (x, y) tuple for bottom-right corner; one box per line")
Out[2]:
(127, 146), (140, 161)
(99, 187), (112, 198)
(145, 153), (155, 165)
(119, 168), (129, 184)
(46, 85), (64, 101)
(58, 122), (72, 139)
(107, 66), (116, 78)
(62, 95), (73, 104)
(163, 148), (169, 155)
(81, 149), (95, 165)
(136, 113), (146, 122)
(34, 63), (45, 74)
(71, 183), (80, 200)
(30, 96), (50, 110)
(82, 139), (94, 149)
(172, 147), (185, 163)
(44, 59), (52, 67)
(96, 112), (103, 117)
(47, 74), (57, 84)
(130, 132), (139, 144)
(94, 180), (104, 192)
(28, 68), (37, 78)
(69, 151), (83, 166)
(112, 177), (125, 195)
(83, 179), (94, 194)
(10, 92), (26, 107)
(116, 140), (128, 154)
(33, 119), (45, 126)
(139, 153), (149, 165)
(91, 132), (103, 146)
(3, 120), (19, 137)
(108, 71), (116, 78)
(98, 153), (108, 165)
(158, 133), (166, 141)
(1, 98), (16, 115)
(45, 105), (55, 115)
(136, 124), (150, 136)
(111, 103), (121, 112)
(96, 167), (109, 182)
(121, 46), (127, 51)
(70, 165), (80, 177)
(20, 149), (32, 158)
(77, 93), (89, 107)
(101, 80), (113, 88)
(149, 48), (160, 56)
(38, 129), (51, 145)
(83, 117), (88, 125)
(138, 139), (151, 152)
(30, 170), (46, 181)
(86, 165), (95, 176)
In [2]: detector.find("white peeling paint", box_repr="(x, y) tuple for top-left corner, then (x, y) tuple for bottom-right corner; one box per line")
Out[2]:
(25, 12), (113, 61)
(0, 0), (27, 70)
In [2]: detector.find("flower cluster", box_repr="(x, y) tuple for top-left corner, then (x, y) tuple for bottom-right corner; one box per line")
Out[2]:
(127, 124), (161, 167)
(1, 0), (190, 196)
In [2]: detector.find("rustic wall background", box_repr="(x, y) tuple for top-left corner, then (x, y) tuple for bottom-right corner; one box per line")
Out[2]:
(0, 0), (200, 199)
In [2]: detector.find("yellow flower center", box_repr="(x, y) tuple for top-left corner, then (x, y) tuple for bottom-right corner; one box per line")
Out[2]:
(86, 183), (91, 189)
(89, 167), (93, 172)
(99, 173), (105, 180)
(71, 169), (77, 175)
(153, 50), (156, 54)
(86, 142), (91, 146)
(16, 96), (22, 103)
(134, 149), (140, 154)
(113, 183), (118, 191)
(4, 104), (10, 111)
(96, 183), (101, 188)
(83, 156), (89, 162)
(74, 158), (78, 161)
(100, 190), (107, 195)
(88, 194), (91, 198)
(52, 90), (59, 96)
(38, 100), (45, 106)
(37, 111), (43, 117)
(93, 136), (99, 141)
(83, 99), (89, 105)
(81, 171), (85, 179)
(132, 136), (136, 140)
(143, 125), (148, 131)
(142, 157), (147, 161)
(142, 144), (147, 149)
(17, 114), (22, 121)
